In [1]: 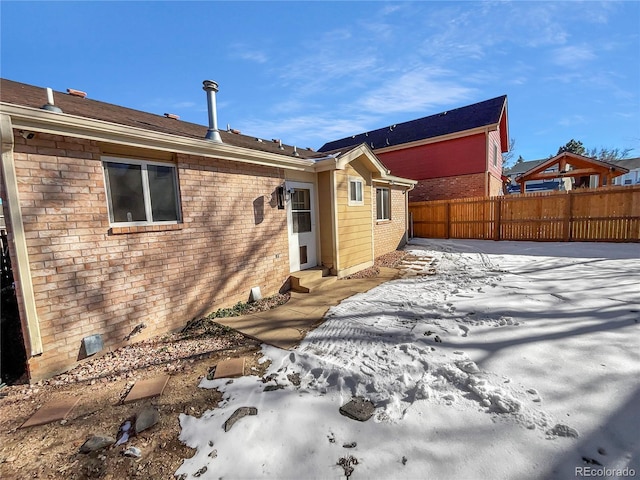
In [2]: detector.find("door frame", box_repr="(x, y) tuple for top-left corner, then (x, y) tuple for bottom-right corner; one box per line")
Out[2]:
(286, 181), (317, 272)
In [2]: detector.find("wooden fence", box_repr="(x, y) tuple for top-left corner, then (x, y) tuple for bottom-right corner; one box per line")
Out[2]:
(409, 186), (640, 242)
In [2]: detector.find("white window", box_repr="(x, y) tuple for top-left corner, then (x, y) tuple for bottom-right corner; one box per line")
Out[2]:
(348, 177), (364, 206)
(376, 187), (390, 220)
(102, 156), (181, 225)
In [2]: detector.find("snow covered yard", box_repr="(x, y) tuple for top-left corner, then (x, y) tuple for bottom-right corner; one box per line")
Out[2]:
(176, 239), (639, 480)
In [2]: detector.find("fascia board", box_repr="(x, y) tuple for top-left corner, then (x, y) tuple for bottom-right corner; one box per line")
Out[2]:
(373, 124), (497, 154)
(335, 145), (390, 175)
(373, 175), (418, 188)
(0, 103), (316, 172)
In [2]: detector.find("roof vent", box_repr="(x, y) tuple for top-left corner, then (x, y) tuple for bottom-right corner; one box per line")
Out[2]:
(256, 138), (263, 143)
(41, 87), (63, 113)
(230, 128), (241, 134)
(164, 113), (180, 120)
(67, 88), (87, 98)
(278, 140), (284, 150)
(293, 146), (299, 157)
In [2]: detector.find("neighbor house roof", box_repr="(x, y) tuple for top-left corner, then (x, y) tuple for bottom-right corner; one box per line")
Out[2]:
(503, 159), (545, 176)
(610, 157), (640, 170)
(0, 78), (323, 160)
(318, 95), (508, 153)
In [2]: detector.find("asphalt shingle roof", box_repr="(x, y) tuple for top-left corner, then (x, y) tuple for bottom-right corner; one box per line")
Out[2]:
(318, 95), (507, 153)
(0, 79), (323, 160)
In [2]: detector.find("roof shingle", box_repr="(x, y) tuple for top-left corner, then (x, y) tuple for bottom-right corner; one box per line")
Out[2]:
(0, 78), (323, 160)
(318, 95), (507, 152)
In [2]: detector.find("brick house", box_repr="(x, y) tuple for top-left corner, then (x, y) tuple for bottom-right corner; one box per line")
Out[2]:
(319, 96), (509, 202)
(0, 79), (415, 381)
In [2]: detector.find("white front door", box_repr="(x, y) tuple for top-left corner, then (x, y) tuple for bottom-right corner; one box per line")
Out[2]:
(287, 182), (317, 272)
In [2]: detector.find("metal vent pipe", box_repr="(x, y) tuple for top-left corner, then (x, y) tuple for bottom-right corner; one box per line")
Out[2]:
(202, 80), (222, 143)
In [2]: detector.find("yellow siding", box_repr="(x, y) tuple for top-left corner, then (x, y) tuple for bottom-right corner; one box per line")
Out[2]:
(317, 171), (335, 270)
(335, 161), (373, 270)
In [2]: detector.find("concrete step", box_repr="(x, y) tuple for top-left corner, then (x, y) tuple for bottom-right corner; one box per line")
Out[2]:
(290, 267), (336, 293)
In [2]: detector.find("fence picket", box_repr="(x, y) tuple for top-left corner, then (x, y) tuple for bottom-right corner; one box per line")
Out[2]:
(409, 186), (640, 242)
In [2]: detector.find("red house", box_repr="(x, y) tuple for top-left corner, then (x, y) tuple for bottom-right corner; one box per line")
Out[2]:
(319, 96), (509, 202)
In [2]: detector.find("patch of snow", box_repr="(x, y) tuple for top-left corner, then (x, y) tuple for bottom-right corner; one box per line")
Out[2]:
(176, 239), (640, 479)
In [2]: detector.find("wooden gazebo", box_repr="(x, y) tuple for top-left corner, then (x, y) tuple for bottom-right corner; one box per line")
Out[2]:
(515, 152), (629, 193)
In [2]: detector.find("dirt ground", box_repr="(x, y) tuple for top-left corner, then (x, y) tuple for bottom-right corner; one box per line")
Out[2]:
(0, 324), (270, 480)
(0, 251), (407, 479)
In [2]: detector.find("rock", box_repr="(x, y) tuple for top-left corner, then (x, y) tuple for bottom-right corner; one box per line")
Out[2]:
(123, 446), (142, 458)
(582, 456), (603, 466)
(194, 466), (208, 477)
(135, 407), (159, 434)
(343, 442), (357, 448)
(402, 456), (408, 465)
(223, 407), (258, 432)
(264, 384), (284, 392)
(434, 335), (442, 343)
(339, 397), (375, 422)
(597, 447), (607, 455)
(79, 435), (116, 453)
(547, 424), (579, 438)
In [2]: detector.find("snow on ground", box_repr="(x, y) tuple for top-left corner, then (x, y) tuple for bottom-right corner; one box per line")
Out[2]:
(176, 239), (640, 480)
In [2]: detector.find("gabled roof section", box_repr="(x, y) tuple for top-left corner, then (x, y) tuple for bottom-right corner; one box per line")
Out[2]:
(318, 95), (508, 153)
(0, 78), (323, 160)
(315, 143), (416, 188)
(515, 152), (628, 185)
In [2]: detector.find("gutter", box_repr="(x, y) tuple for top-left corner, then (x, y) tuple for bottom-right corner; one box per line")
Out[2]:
(0, 103), (317, 172)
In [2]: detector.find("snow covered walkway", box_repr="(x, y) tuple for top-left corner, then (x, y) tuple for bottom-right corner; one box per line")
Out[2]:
(177, 239), (639, 480)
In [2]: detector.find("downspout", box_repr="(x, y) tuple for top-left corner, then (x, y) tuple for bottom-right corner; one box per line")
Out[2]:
(331, 170), (340, 275)
(0, 114), (43, 356)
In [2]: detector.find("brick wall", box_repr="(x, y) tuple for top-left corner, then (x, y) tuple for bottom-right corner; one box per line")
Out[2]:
(488, 173), (504, 197)
(11, 131), (290, 381)
(409, 173), (486, 202)
(373, 186), (407, 258)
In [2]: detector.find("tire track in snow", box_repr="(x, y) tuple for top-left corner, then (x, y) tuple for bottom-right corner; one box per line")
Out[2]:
(283, 245), (555, 429)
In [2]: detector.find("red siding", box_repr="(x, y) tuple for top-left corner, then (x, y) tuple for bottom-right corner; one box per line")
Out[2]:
(377, 133), (487, 180)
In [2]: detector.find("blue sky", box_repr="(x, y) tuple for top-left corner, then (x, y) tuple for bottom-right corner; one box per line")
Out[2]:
(1, 1), (639, 162)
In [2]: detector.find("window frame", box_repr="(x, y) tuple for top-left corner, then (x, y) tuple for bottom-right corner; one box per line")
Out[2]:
(376, 187), (391, 221)
(492, 143), (499, 167)
(348, 176), (364, 206)
(102, 156), (182, 226)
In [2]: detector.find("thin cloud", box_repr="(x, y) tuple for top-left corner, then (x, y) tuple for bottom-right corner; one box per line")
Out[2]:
(558, 115), (587, 127)
(229, 43), (268, 64)
(239, 114), (378, 148)
(357, 67), (475, 115)
(552, 45), (596, 68)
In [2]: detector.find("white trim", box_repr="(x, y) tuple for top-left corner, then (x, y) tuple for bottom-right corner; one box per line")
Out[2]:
(0, 114), (43, 355)
(348, 176), (364, 206)
(375, 187), (391, 221)
(0, 103), (315, 172)
(101, 155), (182, 226)
(373, 125), (496, 154)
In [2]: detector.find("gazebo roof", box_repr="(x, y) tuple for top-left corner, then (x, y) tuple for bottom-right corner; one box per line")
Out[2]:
(514, 152), (628, 191)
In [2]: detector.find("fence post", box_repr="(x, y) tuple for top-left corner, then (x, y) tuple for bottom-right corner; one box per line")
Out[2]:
(493, 197), (502, 241)
(445, 202), (450, 239)
(563, 192), (573, 241)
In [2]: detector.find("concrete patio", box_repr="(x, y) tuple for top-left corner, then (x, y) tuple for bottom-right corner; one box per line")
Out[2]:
(214, 267), (400, 349)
